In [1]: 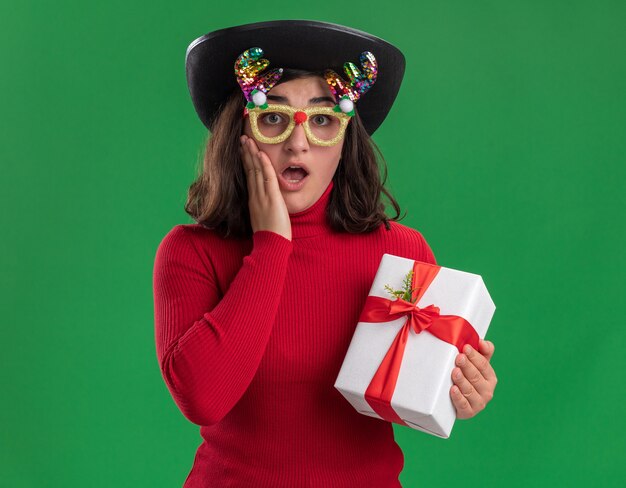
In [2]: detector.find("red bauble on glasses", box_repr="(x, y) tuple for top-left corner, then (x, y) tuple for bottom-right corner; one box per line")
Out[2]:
(294, 111), (307, 125)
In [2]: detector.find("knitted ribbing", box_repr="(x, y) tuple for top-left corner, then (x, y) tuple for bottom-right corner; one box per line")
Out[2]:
(153, 181), (436, 487)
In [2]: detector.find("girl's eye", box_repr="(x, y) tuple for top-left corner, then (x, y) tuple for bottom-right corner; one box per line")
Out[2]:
(261, 113), (285, 125)
(312, 115), (330, 126)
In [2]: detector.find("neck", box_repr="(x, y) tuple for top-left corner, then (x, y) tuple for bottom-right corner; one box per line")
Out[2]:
(288, 180), (334, 239)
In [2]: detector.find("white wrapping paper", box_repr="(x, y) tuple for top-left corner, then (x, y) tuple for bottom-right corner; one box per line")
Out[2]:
(334, 254), (496, 438)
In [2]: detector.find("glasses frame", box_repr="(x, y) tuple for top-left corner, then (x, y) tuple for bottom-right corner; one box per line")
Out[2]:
(246, 104), (351, 147)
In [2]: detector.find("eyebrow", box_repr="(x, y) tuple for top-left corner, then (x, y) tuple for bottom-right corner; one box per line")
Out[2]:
(266, 95), (335, 105)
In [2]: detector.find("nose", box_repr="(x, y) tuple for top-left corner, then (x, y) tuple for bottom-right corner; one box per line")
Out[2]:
(284, 121), (310, 153)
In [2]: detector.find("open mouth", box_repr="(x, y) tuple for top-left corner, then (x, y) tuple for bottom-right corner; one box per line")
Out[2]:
(281, 166), (309, 183)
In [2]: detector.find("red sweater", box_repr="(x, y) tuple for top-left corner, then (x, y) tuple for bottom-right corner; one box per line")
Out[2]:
(153, 181), (436, 487)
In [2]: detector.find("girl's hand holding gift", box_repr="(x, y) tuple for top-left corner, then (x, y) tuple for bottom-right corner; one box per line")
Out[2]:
(450, 339), (497, 419)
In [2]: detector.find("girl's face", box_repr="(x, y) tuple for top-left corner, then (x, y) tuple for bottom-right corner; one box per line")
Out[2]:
(242, 76), (346, 214)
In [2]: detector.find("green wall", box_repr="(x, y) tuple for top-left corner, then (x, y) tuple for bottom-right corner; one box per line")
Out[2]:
(2, 1), (623, 486)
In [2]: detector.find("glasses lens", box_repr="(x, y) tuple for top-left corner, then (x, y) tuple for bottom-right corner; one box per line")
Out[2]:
(308, 112), (343, 142)
(255, 110), (291, 138)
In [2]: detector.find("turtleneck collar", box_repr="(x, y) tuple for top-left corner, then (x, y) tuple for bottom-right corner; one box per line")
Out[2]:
(288, 180), (334, 239)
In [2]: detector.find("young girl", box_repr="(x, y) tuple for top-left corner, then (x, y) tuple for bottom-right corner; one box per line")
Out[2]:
(153, 20), (497, 487)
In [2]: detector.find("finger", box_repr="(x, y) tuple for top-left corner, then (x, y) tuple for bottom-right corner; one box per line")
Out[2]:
(240, 141), (256, 198)
(246, 137), (261, 165)
(240, 135), (253, 172)
(451, 366), (485, 412)
(250, 147), (267, 197)
(450, 384), (474, 419)
(478, 339), (495, 361)
(463, 344), (497, 384)
(240, 136), (257, 188)
(257, 150), (279, 196)
(246, 138), (265, 176)
(241, 137), (260, 185)
(244, 138), (266, 198)
(455, 353), (492, 400)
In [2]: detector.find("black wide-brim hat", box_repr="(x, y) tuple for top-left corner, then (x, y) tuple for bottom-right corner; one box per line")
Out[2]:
(185, 20), (405, 136)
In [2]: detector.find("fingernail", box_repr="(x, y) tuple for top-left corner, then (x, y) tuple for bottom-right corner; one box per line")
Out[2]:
(464, 344), (473, 354)
(457, 354), (466, 366)
(454, 368), (463, 380)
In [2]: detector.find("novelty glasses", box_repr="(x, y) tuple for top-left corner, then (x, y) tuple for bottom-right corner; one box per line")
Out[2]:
(245, 104), (351, 147)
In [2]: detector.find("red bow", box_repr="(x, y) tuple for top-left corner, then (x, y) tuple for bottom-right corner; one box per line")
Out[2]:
(359, 261), (479, 426)
(388, 299), (441, 333)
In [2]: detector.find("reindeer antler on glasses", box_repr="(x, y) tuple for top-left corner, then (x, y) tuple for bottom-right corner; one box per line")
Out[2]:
(234, 47), (284, 109)
(324, 51), (378, 116)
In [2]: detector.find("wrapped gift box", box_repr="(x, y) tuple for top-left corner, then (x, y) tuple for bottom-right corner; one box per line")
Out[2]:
(334, 253), (496, 438)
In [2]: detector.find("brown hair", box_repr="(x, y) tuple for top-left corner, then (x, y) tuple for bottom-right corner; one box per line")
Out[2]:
(184, 69), (405, 239)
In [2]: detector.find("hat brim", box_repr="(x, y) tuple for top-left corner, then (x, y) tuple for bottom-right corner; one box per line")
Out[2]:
(185, 20), (405, 136)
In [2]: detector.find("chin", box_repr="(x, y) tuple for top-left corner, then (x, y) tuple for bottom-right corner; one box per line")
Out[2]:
(284, 194), (313, 214)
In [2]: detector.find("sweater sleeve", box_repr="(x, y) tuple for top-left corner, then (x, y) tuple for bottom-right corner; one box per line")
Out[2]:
(393, 222), (438, 266)
(153, 226), (293, 426)
(420, 232), (437, 265)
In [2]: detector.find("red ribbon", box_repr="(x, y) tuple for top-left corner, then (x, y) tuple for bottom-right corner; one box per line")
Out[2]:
(360, 261), (479, 426)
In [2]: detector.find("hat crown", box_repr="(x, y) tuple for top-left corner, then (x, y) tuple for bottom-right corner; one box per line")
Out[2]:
(185, 20), (406, 135)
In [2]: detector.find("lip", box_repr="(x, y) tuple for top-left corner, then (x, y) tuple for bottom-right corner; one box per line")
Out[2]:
(278, 171), (309, 191)
(279, 161), (310, 175)
(277, 161), (310, 192)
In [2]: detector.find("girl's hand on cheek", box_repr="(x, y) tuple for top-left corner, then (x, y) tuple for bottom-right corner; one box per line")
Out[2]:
(240, 135), (292, 241)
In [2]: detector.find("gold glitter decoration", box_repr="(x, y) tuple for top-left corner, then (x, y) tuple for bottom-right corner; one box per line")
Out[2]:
(247, 104), (351, 146)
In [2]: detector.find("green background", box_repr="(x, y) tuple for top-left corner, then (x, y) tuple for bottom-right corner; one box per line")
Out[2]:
(2, 1), (624, 486)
